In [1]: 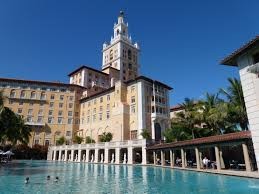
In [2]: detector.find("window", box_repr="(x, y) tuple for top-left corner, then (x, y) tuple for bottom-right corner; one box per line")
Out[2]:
(128, 49), (132, 60)
(10, 90), (16, 98)
(93, 108), (96, 114)
(106, 111), (110, 119)
(68, 118), (73, 124)
(48, 110), (53, 116)
(94, 99), (96, 104)
(100, 97), (103, 103)
(110, 49), (113, 60)
(131, 96), (135, 103)
(58, 110), (63, 116)
(66, 131), (71, 137)
(45, 140), (50, 146)
(87, 116), (90, 123)
(31, 91), (36, 99)
(69, 96), (73, 101)
(100, 106), (103, 112)
(88, 102), (91, 107)
(50, 102), (54, 108)
(75, 112), (79, 117)
(99, 113), (102, 121)
(107, 95), (110, 101)
(131, 86), (135, 92)
(40, 92), (46, 100)
(38, 109), (43, 116)
(131, 105), (136, 113)
(58, 117), (63, 124)
(48, 117), (53, 124)
(9, 99), (13, 104)
(37, 116), (43, 123)
(59, 103), (63, 108)
(27, 116), (33, 122)
(20, 90), (26, 98)
(93, 114), (96, 122)
(131, 130), (138, 140)
(107, 104), (110, 110)
(29, 102), (33, 106)
(128, 63), (132, 69)
(28, 109), (33, 115)
(60, 95), (64, 100)
(40, 102), (44, 107)
(50, 94), (55, 100)
(253, 53), (259, 64)
(69, 103), (73, 108)
(18, 108), (22, 114)
(19, 101), (23, 105)
(68, 111), (73, 116)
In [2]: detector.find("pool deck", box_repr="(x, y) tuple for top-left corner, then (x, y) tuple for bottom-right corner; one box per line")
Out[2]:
(150, 164), (259, 179)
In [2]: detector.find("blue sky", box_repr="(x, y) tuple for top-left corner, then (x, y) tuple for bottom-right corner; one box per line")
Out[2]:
(0, 0), (259, 105)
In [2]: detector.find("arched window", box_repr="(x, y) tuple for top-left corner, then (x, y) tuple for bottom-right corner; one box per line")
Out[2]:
(110, 49), (113, 60)
(31, 91), (36, 99)
(128, 49), (132, 60)
(116, 29), (119, 36)
(10, 89), (16, 98)
(40, 92), (46, 100)
(20, 90), (26, 98)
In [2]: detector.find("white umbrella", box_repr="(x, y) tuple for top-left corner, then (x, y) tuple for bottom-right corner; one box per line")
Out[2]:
(0, 150), (4, 155)
(3, 150), (14, 155)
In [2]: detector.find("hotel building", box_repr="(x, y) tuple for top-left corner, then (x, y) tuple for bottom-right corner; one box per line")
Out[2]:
(0, 12), (172, 147)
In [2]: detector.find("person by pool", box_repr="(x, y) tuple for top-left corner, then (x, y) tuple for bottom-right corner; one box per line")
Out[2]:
(25, 177), (29, 184)
(47, 175), (50, 180)
(55, 176), (59, 182)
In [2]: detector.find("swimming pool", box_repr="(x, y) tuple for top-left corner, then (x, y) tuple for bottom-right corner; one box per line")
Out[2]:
(0, 160), (259, 193)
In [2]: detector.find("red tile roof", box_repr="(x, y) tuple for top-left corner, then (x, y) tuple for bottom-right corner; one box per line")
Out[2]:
(221, 35), (259, 66)
(68, 65), (109, 76)
(147, 131), (251, 150)
(0, 77), (85, 89)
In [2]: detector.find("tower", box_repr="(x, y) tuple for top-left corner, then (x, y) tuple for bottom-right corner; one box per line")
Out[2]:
(102, 11), (140, 82)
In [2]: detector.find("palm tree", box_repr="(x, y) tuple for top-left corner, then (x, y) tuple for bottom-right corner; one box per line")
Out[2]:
(176, 98), (201, 139)
(220, 78), (248, 130)
(99, 132), (113, 142)
(73, 135), (83, 144)
(56, 136), (66, 145)
(85, 136), (95, 143)
(140, 129), (151, 139)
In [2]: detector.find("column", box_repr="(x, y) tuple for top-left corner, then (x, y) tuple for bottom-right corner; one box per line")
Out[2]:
(195, 147), (201, 170)
(153, 151), (156, 165)
(128, 147), (133, 164)
(78, 149), (82, 162)
(199, 151), (203, 168)
(53, 150), (57, 161)
(181, 148), (185, 168)
(219, 149), (225, 169)
(71, 149), (74, 162)
(86, 149), (89, 163)
(242, 143), (252, 172)
(142, 146), (147, 165)
(64, 149), (68, 161)
(170, 150), (175, 167)
(104, 148), (109, 163)
(58, 150), (62, 161)
(161, 150), (165, 166)
(115, 148), (120, 164)
(94, 149), (99, 163)
(215, 146), (221, 170)
(184, 151), (187, 167)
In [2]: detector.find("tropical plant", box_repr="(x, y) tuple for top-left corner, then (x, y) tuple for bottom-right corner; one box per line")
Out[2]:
(0, 107), (31, 145)
(175, 98), (202, 139)
(73, 135), (83, 144)
(141, 129), (151, 139)
(85, 136), (95, 143)
(56, 136), (66, 145)
(99, 132), (113, 142)
(219, 78), (248, 130)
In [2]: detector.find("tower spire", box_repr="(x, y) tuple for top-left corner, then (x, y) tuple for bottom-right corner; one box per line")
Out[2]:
(118, 11), (124, 24)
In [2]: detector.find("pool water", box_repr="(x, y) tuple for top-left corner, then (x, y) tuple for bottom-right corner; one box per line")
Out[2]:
(0, 160), (259, 194)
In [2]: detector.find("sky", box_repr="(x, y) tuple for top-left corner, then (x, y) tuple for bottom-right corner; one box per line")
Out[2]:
(0, 0), (259, 106)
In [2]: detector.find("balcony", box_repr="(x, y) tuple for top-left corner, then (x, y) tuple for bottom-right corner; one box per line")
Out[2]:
(25, 121), (45, 126)
(8, 96), (47, 102)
